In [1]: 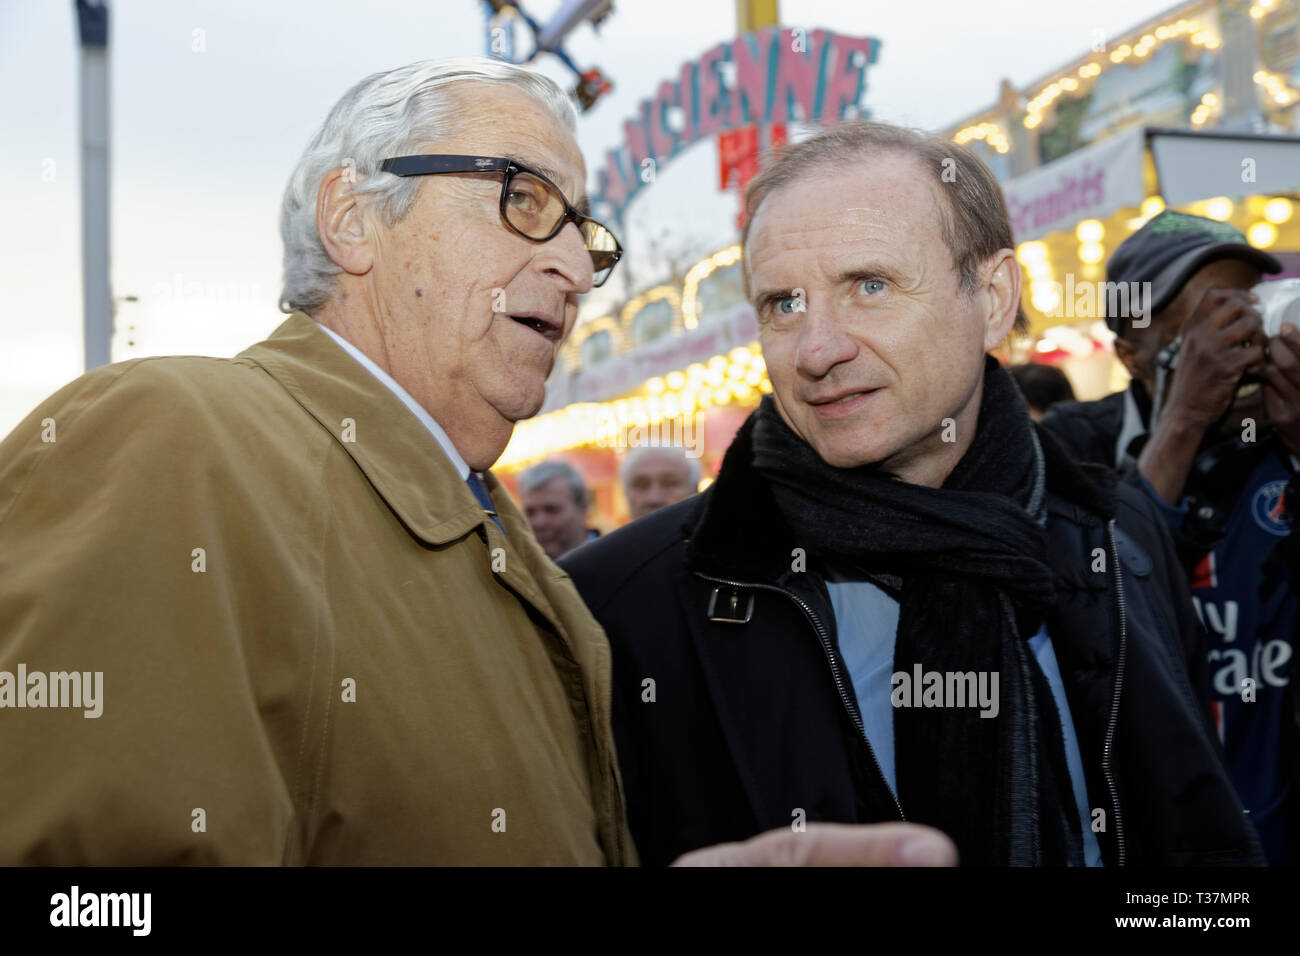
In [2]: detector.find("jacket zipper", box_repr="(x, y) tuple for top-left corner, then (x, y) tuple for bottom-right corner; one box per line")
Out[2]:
(1103, 520), (1128, 867)
(694, 571), (906, 822)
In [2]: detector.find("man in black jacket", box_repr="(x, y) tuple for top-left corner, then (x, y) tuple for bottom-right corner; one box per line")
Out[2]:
(561, 122), (1262, 867)
(1041, 212), (1298, 864)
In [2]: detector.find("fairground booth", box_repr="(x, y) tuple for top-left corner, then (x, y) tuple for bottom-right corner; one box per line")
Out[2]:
(498, 0), (1300, 530)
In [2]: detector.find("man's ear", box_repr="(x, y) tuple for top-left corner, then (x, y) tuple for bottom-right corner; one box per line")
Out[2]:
(1112, 335), (1143, 380)
(316, 167), (374, 276)
(981, 249), (1021, 351)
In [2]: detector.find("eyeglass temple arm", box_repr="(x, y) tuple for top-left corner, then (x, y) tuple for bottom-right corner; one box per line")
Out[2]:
(379, 155), (510, 176)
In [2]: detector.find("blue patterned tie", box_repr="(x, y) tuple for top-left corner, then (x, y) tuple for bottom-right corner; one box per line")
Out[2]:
(466, 472), (505, 534)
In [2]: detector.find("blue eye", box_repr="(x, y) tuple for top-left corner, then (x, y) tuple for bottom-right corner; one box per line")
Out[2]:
(777, 297), (802, 314)
(859, 279), (885, 295)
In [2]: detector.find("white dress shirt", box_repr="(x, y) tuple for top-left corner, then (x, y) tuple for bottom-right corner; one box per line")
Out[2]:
(317, 322), (471, 480)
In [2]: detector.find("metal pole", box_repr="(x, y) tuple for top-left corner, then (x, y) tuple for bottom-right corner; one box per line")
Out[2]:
(76, 0), (111, 370)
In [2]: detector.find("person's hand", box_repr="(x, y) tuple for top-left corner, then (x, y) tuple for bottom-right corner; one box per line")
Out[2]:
(1264, 323), (1300, 458)
(669, 822), (957, 867)
(1160, 288), (1266, 432)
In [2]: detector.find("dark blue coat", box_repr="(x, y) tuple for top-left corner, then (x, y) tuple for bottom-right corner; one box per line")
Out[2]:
(562, 415), (1264, 867)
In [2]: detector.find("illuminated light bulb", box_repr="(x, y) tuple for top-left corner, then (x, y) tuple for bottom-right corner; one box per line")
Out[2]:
(687, 363), (706, 381)
(1248, 222), (1278, 247)
(745, 369), (762, 386)
(647, 377), (665, 395)
(663, 394), (680, 418)
(666, 370), (686, 390)
(1204, 197), (1233, 221)
(1017, 240), (1048, 265)
(732, 383), (754, 402)
(1079, 242), (1105, 264)
(1141, 196), (1165, 217)
(1076, 219), (1104, 243)
(729, 346), (751, 364)
(1264, 198), (1293, 223)
(708, 355), (727, 373)
(1202, 92), (1218, 106)
(759, 378), (773, 394)
(1032, 285), (1062, 314)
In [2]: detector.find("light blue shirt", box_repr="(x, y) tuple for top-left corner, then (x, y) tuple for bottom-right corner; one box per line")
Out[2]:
(825, 573), (1103, 866)
(317, 322), (470, 480)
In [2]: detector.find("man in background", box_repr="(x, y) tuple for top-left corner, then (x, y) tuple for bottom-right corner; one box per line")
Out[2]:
(1041, 210), (1298, 864)
(1009, 363), (1076, 421)
(520, 459), (599, 559)
(621, 446), (700, 521)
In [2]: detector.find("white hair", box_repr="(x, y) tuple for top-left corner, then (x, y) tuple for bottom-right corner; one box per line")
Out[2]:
(278, 57), (578, 314)
(620, 446), (701, 490)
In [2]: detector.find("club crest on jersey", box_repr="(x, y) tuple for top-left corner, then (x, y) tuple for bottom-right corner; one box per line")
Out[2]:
(1251, 480), (1292, 537)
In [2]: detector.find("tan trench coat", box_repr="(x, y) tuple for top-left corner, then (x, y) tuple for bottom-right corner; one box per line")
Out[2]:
(0, 312), (634, 865)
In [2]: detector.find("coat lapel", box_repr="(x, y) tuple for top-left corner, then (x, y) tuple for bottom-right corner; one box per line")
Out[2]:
(240, 313), (485, 547)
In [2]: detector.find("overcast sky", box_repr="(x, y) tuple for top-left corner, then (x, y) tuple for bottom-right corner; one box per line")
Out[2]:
(0, 0), (1180, 434)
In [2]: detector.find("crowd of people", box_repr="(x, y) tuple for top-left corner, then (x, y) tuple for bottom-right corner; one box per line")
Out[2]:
(0, 56), (1293, 867)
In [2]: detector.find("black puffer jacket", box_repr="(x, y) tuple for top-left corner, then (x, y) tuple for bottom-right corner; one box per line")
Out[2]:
(562, 414), (1264, 867)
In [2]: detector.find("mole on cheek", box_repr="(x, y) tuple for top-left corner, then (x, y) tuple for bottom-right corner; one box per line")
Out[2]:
(415, 288), (424, 297)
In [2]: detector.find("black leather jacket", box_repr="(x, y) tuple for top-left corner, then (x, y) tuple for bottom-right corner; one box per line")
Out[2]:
(562, 416), (1264, 867)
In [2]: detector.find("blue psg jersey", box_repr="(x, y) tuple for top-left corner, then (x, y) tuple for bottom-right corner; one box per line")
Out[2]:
(1188, 454), (1298, 864)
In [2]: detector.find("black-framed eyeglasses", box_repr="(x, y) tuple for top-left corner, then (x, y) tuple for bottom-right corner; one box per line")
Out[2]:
(379, 154), (622, 288)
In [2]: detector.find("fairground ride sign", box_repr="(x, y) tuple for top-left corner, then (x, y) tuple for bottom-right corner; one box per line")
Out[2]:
(592, 27), (881, 225)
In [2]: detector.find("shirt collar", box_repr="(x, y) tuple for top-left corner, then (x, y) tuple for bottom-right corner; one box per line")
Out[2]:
(316, 322), (471, 480)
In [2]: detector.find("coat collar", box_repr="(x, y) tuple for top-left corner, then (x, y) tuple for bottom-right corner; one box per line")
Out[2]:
(239, 312), (490, 547)
(683, 409), (800, 585)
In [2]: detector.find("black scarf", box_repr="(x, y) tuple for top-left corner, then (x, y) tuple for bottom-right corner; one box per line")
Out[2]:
(750, 356), (1084, 865)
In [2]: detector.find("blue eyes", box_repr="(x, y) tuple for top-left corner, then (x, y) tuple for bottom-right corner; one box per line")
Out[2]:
(768, 280), (885, 316)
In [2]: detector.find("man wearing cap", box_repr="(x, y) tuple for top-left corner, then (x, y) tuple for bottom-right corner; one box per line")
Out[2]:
(1042, 210), (1299, 864)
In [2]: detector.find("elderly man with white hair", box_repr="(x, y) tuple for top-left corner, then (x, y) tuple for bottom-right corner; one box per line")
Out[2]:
(0, 59), (954, 868)
(620, 446), (701, 521)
